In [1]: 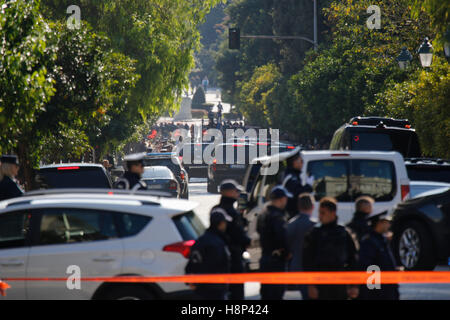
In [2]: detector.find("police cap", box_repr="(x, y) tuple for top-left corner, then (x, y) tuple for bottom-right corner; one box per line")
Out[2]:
(270, 185), (293, 200)
(0, 155), (19, 166)
(219, 179), (244, 192)
(367, 210), (392, 225)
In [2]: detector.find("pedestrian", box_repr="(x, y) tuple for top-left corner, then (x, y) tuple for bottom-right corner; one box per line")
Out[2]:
(113, 153), (147, 191)
(257, 186), (292, 300)
(102, 159), (112, 173)
(359, 211), (400, 300)
(302, 197), (359, 300)
(185, 211), (231, 300)
(280, 150), (314, 218)
(286, 193), (316, 300)
(346, 196), (374, 242)
(211, 180), (251, 300)
(0, 155), (23, 201)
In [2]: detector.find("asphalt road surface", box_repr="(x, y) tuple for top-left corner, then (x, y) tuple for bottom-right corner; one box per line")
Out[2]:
(188, 179), (450, 300)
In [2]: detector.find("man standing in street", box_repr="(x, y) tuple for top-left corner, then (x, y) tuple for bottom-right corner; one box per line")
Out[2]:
(286, 193), (316, 300)
(257, 186), (292, 300)
(347, 196), (374, 242)
(114, 153), (147, 191)
(211, 180), (251, 300)
(303, 197), (359, 300)
(359, 211), (400, 300)
(280, 150), (314, 219)
(185, 211), (231, 300)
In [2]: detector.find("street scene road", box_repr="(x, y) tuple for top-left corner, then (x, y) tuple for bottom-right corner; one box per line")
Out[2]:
(1, 0), (449, 303)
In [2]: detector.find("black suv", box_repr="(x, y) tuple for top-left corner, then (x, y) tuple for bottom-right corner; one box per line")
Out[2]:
(34, 163), (113, 189)
(392, 187), (450, 270)
(330, 116), (422, 158)
(405, 158), (450, 184)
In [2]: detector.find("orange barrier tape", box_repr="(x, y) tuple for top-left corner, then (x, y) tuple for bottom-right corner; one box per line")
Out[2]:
(0, 281), (11, 296)
(3, 271), (450, 285)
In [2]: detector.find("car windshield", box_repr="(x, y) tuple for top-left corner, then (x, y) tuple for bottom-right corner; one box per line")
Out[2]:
(37, 167), (111, 189)
(142, 166), (172, 179)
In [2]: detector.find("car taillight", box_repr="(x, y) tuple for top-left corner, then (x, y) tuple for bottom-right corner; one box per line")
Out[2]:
(287, 146), (295, 149)
(401, 184), (410, 201)
(180, 172), (185, 180)
(163, 240), (195, 258)
(169, 181), (177, 190)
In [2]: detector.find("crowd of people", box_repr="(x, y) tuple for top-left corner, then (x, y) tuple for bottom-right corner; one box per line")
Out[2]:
(184, 150), (401, 301)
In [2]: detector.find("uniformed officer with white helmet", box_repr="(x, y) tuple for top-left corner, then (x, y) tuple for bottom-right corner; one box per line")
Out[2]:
(114, 153), (147, 191)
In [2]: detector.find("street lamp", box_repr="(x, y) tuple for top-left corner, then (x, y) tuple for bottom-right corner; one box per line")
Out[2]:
(417, 37), (433, 67)
(444, 28), (450, 59)
(396, 47), (413, 70)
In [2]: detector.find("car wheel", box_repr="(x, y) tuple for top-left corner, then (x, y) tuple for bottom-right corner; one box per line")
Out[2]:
(104, 285), (156, 300)
(394, 221), (436, 270)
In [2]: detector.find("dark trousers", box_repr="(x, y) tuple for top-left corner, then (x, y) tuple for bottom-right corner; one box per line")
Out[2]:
(317, 285), (347, 300)
(299, 285), (309, 300)
(259, 254), (286, 300)
(229, 257), (245, 300)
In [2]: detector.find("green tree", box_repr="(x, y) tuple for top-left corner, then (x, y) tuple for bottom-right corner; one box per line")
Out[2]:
(0, 0), (55, 155)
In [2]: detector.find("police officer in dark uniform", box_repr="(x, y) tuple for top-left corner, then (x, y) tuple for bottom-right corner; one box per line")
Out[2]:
(347, 196), (374, 242)
(185, 211), (231, 300)
(0, 155), (23, 201)
(280, 149), (313, 218)
(114, 153), (147, 191)
(257, 186), (292, 300)
(211, 180), (251, 300)
(303, 197), (359, 300)
(359, 211), (400, 300)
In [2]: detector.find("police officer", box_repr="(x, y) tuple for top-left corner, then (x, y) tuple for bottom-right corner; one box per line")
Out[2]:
(0, 155), (23, 201)
(185, 211), (231, 300)
(346, 196), (374, 242)
(302, 197), (359, 300)
(211, 180), (251, 300)
(280, 150), (313, 218)
(114, 153), (147, 191)
(257, 186), (292, 300)
(359, 211), (400, 300)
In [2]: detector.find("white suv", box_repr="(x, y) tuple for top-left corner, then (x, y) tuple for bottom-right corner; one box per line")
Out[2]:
(240, 150), (410, 270)
(0, 190), (204, 300)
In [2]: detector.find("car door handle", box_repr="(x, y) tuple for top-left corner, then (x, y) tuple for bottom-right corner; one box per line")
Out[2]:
(92, 257), (115, 263)
(0, 261), (24, 267)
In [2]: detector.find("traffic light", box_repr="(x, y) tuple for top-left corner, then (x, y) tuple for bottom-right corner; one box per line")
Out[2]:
(229, 28), (240, 50)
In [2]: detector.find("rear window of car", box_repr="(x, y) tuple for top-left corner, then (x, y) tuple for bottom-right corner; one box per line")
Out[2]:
(406, 166), (450, 183)
(142, 167), (172, 179)
(214, 144), (258, 164)
(307, 159), (397, 202)
(37, 167), (111, 189)
(172, 211), (205, 241)
(349, 130), (421, 158)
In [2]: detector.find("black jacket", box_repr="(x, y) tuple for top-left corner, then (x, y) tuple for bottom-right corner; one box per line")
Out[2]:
(0, 176), (23, 201)
(280, 167), (313, 217)
(113, 171), (147, 190)
(346, 211), (371, 242)
(257, 205), (289, 260)
(185, 228), (231, 299)
(359, 231), (399, 300)
(212, 197), (251, 266)
(303, 219), (359, 272)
